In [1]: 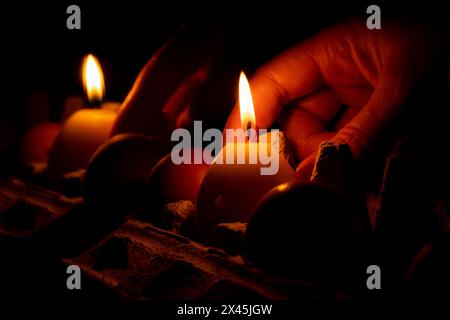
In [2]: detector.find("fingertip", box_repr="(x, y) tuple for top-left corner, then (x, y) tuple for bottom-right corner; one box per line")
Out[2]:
(295, 156), (315, 181)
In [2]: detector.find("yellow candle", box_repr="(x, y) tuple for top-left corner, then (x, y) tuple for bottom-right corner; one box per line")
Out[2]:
(196, 132), (294, 241)
(48, 54), (118, 176)
(195, 72), (295, 241)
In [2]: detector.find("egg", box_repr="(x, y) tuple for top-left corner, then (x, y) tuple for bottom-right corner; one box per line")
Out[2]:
(144, 148), (210, 210)
(84, 134), (168, 212)
(246, 181), (370, 288)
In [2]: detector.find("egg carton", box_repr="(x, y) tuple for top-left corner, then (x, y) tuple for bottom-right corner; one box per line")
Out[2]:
(64, 219), (326, 301)
(0, 178), (125, 257)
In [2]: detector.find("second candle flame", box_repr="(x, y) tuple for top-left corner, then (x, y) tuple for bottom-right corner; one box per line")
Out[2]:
(239, 71), (256, 131)
(82, 54), (105, 105)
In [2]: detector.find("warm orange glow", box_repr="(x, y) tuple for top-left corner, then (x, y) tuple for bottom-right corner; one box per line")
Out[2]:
(82, 54), (105, 104)
(239, 71), (256, 130)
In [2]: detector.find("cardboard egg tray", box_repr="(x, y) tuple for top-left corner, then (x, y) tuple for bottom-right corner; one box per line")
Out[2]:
(64, 220), (325, 301)
(0, 177), (324, 301)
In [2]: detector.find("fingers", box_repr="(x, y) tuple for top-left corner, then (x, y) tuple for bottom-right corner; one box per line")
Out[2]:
(224, 40), (323, 130)
(291, 87), (342, 124)
(294, 71), (410, 179)
(281, 105), (336, 160)
(282, 92), (337, 180)
(112, 23), (228, 141)
(188, 62), (244, 129)
(332, 85), (373, 114)
(163, 68), (209, 128)
(331, 71), (411, 159)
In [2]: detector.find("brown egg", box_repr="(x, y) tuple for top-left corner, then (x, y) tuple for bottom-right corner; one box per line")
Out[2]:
(19, 122), (61, 165)
(246, 181), (370, 289)
(144, 148), (210, 210)
(84, 134), (168, 212)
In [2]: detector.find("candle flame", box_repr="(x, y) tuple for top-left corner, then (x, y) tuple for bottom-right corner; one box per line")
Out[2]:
(82, 54), (105, 104)
(239, 71), (256, 130)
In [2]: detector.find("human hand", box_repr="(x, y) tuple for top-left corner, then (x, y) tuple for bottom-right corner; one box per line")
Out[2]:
(111, 22), (231, 143)
(225, 19), (439, 179)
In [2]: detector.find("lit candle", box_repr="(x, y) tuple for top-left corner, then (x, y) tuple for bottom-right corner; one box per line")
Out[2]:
(48, 54), (118, 176)
(195, 72), (295, 241)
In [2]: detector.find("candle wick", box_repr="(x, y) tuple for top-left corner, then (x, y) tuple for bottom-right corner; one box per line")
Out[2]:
(246, 121), (257, 142)
(88, 99), (102, 109)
